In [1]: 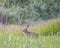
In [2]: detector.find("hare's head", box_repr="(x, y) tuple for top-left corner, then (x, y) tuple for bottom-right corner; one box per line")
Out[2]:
(23, 29), (27, 32)
(23, 24), (29, 32)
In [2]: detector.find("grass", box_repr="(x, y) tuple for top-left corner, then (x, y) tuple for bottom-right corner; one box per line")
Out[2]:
(0, 32), (60, 48)
(29, 18), (60, 35)
(0, 18), (60, 36)
(0, 18), (60, 48)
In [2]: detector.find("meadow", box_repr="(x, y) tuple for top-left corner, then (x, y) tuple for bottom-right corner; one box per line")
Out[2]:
(0, 33), (60, 48)
(0, 18), (60, 48)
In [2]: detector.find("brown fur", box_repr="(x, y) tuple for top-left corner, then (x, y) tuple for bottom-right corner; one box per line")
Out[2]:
(23, 24), (38, 37)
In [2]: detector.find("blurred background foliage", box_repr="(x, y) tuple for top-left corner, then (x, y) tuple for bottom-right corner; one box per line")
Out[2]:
(0, 0), (60, 25)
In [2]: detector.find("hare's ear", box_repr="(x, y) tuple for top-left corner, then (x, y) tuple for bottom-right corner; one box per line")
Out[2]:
(26, 24), (29, 29)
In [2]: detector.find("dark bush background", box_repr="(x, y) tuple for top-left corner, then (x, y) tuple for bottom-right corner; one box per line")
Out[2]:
(0, 0), (60, 25)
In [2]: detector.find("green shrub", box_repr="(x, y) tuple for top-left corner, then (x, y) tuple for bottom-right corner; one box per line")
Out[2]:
(39, 19), (60, 35)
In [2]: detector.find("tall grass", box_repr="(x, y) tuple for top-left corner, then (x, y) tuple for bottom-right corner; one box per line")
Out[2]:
(29, 18), (60, 35)
(0, 32), (60, 48)
(0, 18), (60, 48)
(0, 18), (60, 36)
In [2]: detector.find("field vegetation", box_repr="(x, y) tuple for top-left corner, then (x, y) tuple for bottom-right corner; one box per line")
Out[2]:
(0, 0), (60, 48)
(0, 18), (60, 48)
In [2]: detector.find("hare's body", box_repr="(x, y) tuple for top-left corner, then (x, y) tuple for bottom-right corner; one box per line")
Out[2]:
(23, 24), (38, 37)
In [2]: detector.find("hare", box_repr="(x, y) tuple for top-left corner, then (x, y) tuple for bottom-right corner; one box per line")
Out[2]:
(23, 24), (38, 37)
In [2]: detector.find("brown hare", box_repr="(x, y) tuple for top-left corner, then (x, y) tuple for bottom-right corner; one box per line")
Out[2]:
(23, 24), (38, 37)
